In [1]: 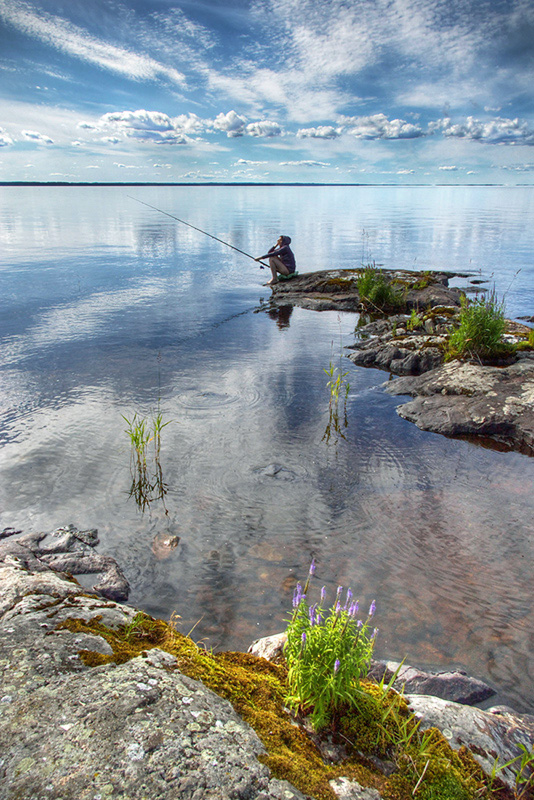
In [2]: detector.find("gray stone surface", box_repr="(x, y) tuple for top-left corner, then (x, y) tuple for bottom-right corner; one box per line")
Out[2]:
(406, 694), (534, 789)
(248, 632), (287, 661)
(385, 356), (534, 454)
(0, 558), (307, 800)
(329, 778), (382, 800)
(368, 660), (495, 705)
(0, 525), (130, 601)
(268, 268), (465, 313)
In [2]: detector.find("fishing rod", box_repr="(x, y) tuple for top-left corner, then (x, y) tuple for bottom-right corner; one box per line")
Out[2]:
(127, 195), (270, 269)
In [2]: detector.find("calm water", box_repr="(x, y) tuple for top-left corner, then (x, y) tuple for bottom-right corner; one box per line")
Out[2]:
(1, 185), (533, 711)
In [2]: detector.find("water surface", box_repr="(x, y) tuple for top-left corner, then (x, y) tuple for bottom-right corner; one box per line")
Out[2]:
(1, 185), (533, 711)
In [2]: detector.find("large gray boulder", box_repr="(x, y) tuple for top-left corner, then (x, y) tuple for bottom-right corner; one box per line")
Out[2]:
(0, 556), (306, 800)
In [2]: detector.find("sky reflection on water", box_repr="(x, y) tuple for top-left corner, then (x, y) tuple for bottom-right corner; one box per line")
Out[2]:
(1, 185), (533, 712)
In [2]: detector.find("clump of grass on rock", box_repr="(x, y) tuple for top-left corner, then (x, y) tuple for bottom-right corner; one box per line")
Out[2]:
(446, 290), (515, 363)
(357, 264), (404, 312)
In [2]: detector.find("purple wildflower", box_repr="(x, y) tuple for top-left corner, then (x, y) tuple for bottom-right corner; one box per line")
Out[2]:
(344, 588), (353, 610)
(335, 602), (341, 615)
(371, 627), (379, 641)
(368, 600), (376, 617)
(334, 659), (341, 673)
(309, 558), (316, 576)
(336, 585), (343, 599)
(301, 631), (307, 645)
(292, 583), (304, 608)
(348, 600), (359, 617)
(316, 611), (323, 626)
(357, 620), (363, 628)
(309, 604), (317, 626)
(320, 586), (326, 604)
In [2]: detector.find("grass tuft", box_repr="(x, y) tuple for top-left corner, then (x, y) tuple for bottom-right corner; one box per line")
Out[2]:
(357, 265), (404, 312)
(446, 290), (515, 363)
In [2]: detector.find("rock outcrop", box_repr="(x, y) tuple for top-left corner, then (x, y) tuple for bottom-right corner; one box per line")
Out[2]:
(385, 356), (534, 455)
(249, 634), (534, 792)
(0, 540), (305, 800)
(0, 524), (129, 602)
(268, 269), (466, 313)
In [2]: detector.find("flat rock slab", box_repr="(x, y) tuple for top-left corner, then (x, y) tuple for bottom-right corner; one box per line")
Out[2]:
(0, 560), (306, 800)
(385, 356), (534, 455)
(268, 269), (464, 313)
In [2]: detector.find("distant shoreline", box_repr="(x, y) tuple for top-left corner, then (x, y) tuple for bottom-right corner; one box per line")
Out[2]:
(0, 181), (532, 187)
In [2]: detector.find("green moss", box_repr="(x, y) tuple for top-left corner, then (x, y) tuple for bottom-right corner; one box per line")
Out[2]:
(57, 615), (492, 800)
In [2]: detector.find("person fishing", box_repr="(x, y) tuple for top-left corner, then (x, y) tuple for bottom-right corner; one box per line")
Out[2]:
(255, 235), (296, 284)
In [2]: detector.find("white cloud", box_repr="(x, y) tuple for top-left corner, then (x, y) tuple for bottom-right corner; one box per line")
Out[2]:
(340, 113), (425, 140)
(500, 163), (534, 172)
(212, 110), (247, 137)
(77, 121), (99, 130)
(438, 165), (459, 171)
(113, 163), (142, 169)
(0, 0), (186, 85)
(397, 168), (414, 174)
(279, 160), (330, 167)
(234, 159), (268, 165)
(431, 116), (534, 146)
(297, 126), (342, 139)
(21, 129), (54, 144)
(0, 127), (13, 146)
(209, 111), (282, 138)
(245, 120), (282, 137)
(100, 110), (189, 144)
(172, 114), (204, 135)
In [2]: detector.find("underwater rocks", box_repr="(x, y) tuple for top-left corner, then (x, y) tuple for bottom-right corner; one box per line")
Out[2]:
(0, 524), (129, 602)
(385, 356), (534, 455)
(0, 555), (306, 800)
(268, 268), (465, 313)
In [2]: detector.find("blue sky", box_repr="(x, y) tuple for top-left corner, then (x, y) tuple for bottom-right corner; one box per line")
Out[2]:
(0, 0), (533, 183)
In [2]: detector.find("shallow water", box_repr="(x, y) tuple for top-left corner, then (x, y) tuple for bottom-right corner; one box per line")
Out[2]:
(1, 185), (533, 711)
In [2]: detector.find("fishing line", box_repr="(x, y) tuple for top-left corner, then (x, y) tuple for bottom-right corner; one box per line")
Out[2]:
(127, 195), (270, 269)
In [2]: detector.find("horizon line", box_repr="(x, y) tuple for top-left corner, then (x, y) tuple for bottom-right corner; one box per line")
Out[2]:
(0, 181), (532, 188)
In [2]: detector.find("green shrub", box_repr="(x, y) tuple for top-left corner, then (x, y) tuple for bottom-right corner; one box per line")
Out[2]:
(357, 265), (403, 311)
(446, 290), (514, 362)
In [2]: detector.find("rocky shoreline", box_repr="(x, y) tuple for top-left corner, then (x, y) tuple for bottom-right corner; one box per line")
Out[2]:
(1, 525), (533, 800)
(269, 268), (534, 455)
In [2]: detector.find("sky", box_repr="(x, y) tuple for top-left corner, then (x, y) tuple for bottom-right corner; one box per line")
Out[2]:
(0, 0), (533, 184)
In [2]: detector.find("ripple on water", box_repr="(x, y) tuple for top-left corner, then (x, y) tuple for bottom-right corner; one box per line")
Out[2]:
(176, 384), (262, 414)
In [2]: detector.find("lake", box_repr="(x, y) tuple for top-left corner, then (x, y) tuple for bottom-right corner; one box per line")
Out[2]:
(1, 184), (533, 712)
